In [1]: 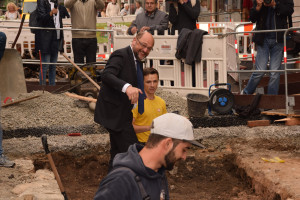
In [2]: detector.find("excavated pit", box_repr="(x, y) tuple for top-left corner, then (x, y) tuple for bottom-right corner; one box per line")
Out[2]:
(31, 145), (263, 200)
(2, 125), (300, 199)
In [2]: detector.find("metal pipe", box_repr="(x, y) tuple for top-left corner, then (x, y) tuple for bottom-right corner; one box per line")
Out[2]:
(0, 25), (114, 33)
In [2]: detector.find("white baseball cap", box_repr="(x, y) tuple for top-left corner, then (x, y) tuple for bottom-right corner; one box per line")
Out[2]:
(150, 113), (206, 148)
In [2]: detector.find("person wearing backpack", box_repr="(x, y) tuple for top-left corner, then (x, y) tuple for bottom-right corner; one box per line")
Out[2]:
(35, 0), (64, 86)
(94, 113), (206, 200)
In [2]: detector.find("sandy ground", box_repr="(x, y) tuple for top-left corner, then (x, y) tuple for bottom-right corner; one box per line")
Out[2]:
(1, 91), (300, 200)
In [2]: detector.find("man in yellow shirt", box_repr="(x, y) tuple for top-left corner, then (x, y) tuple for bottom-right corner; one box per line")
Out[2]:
(132, 68), (167, 144)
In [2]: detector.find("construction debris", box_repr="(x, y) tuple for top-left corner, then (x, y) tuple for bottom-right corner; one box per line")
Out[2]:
(247, 120), (270, 128)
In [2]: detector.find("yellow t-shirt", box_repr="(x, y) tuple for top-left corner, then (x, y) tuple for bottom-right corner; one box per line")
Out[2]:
(132, 95), (167, 143)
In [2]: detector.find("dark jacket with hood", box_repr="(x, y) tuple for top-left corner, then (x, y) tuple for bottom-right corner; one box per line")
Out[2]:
(250, 0), (294, 46)
(176, 28), (207, 65)
(94, 144), (169, 200)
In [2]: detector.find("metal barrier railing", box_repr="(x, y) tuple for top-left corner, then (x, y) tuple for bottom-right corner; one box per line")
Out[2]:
(0, 25), (114, 66)
(283, 27), (300, 114)
(198, 11), (242, 22)
(215, 26), (300, 114)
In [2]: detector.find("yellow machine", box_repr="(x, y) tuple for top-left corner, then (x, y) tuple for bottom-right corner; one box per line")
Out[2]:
(22, 0), (37, 20)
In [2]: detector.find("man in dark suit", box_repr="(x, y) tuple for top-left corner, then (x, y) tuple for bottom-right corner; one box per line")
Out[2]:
(94, 31), (155, 170)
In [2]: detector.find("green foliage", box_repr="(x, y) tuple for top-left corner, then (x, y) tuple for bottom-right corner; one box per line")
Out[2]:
(96, 22), (131, 44)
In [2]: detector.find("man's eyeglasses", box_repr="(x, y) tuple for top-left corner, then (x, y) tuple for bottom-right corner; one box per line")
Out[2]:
(136, 37), (153, 52)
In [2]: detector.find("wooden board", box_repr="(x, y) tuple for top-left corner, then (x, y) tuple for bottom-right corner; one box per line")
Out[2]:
(261, 109), (300, 118)
(1, 95), (40, 108)
(275, 118), (300, 126)
(247, 120), (270, 128)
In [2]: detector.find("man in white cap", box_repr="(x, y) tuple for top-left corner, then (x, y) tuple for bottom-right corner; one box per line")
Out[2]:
(94, 113), (205, 200)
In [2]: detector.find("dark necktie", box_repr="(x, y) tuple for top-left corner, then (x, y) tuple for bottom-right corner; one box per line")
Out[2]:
(136, 61), (145, 114)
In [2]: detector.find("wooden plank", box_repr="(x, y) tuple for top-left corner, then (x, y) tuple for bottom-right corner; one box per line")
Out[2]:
(1, 95), (40, 108)
(275, 118), (300, 126)
(64, 92), (97, 103)
(261, 109), (300, 117)
(247, 120), (270, 128)
(286, 118), (300, 126)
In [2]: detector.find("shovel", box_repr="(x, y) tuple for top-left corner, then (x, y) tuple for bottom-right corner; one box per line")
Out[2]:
(0, 14), (27, 102)
(41, 135), (68, 200)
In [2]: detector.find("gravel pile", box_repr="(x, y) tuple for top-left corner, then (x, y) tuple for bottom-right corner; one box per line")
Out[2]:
(1, 89), (188, 138)
(1, 91), (94, 130)
(155, 88), (188, 116)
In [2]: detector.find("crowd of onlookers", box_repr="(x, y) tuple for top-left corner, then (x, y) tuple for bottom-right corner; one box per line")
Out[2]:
(0, 0), (209, 19)
(0, 0), (173, 19)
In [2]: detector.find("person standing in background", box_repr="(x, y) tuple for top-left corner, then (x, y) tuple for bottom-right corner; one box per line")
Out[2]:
(242, 0), (294, 95)
(5, 2), (20, 20)
(127, 0), (169, 35)
(100, 7), (106, 17)
(169, 0), (200, 35)
(36, 0), (64, 86)
(120, 3), (130, 16)
(64, 0), (104, 64)
(134, 0), (144, 15)
(106, 0), (120, 17)
(200, 0), (208, 12)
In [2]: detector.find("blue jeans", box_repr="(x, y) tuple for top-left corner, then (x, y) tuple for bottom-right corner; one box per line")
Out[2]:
(39, 51), (58, 86)
(244, 38), (283, 95)
(0, 32), (6, 62)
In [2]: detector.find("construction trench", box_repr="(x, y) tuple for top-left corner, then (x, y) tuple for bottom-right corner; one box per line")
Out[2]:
(1, 90), (300, 200)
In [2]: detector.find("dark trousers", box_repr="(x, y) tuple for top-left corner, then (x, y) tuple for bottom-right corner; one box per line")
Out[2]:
(107, 125), (138, 171)
(72, 38), (97, 64)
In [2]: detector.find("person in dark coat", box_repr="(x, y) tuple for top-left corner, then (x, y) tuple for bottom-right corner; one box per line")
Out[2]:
(242, 0), (294, 95)
(94, 31), (154, 171)
(169, 0), (200, 87)
(169, 0), (200, 35)
(36, 0), (64, 86)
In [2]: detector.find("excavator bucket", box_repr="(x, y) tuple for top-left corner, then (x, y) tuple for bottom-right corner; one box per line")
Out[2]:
(0, 48), (27, 102)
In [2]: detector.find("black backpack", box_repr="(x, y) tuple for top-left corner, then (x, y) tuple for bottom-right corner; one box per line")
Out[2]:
(29, 8), (39, 34)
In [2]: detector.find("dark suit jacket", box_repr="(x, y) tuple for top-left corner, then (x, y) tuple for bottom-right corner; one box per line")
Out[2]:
(94, 46), (139, 132)
(36, 0), (64, 54)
